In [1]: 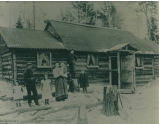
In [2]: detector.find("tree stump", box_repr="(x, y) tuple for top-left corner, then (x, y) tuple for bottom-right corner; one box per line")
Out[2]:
(103, 85), (118, 116)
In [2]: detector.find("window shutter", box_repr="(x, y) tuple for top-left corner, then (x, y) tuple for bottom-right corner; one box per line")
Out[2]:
(136, 57), (141, 67)
(91, 54), (95, 65)
(96, 55), (98, 66)
(87, 54), (90, 65)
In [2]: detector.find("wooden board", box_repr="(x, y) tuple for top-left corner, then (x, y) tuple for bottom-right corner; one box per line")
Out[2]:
(121, 54), (134, 90)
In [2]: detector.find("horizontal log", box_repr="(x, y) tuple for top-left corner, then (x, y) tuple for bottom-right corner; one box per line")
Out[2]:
(16, 57), (36, 60)
(1, 58), (12, 62)
(2, 52), (12, 57)
(17, 61), (36, 65)
(143, 65), (152, 67)
(0, 106), (51, 116)
(76, 59), (87, 62)
(1, 92), (55, 101)
(18, 106), (51, 114)
(2, 62), (12, 65)
(136, 75), (153, 79)
(16, 64), (25, 67)
(99, 62), (109, 65)
(99, 66), (109, 69)
(118, 89), (132, 94)
(136, 80), (151, 84)
(154, 62), (159, 65)
(52, 61), (66, 64)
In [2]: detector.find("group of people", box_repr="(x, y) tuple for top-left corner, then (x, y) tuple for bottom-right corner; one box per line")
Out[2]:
(12, 49), (89, 107)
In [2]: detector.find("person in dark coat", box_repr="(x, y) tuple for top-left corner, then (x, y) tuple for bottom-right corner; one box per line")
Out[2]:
(78, 70), (89, 94)
(67, 49), (77, 79)
(24, 63), (39, 107)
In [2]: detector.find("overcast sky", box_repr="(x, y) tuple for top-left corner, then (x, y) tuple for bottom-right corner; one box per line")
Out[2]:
(0, 1), (158, 39)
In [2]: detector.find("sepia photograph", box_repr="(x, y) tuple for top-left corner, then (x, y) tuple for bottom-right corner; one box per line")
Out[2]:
(0, 1), (159, 124)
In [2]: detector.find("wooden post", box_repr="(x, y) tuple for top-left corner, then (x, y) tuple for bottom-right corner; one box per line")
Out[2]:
(117, 52), (120, 90)
(152, 56), (155, 80)
(109, 56), (112, 85)
(77, 103), (88, 124)
(103, 85), (118, 116)
(13, 50), (17, 82)
(133, 53), (136, 91)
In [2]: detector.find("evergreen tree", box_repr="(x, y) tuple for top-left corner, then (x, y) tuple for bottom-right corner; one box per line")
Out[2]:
(15, 16), (23, 29)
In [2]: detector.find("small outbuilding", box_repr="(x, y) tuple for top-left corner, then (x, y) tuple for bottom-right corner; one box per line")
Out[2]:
(0, 20), (159, 93)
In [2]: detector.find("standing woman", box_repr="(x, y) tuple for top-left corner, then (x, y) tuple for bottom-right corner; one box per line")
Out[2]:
(53, 62), (68, 101)
(59, 62), (68, 99)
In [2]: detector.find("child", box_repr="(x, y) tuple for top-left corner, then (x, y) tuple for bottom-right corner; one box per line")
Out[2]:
(12, 81), (24, 107)
(41, 74), (52, 105)
(78, 70), (89, 94)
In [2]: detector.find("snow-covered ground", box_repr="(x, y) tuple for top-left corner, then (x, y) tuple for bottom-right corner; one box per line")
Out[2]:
(0, 78), (159, 124)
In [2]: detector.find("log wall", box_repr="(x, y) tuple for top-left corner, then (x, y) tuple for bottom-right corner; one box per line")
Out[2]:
(0, 55), (2, 79)
(76, 53), (109, 83)
(154, 56), (159, 77)
(1, 51), (13, 80)
(135, 55), (158, 87)
(0, 35), (13, 81)
(15, 50), (109, 84)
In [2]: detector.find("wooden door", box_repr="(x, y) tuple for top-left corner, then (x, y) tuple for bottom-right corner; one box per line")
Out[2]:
(121, 54), (135, 90)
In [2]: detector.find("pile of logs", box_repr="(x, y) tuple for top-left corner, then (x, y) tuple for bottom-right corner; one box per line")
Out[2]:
(103, 85), (118, 116)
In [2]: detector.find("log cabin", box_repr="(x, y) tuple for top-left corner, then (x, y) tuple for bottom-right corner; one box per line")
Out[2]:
(0, 20), (159, 93)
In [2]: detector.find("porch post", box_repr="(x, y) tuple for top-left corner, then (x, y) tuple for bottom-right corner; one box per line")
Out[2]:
(117, 51), (120, 90)
(109, 56), (112, 85)
(13, 50), (17, 82)
(133, 52), (136, 91)
(152, 56), (155, 80)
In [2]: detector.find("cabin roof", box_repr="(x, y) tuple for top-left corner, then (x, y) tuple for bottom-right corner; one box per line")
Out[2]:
(0, 27), (65, 49)
(47, 20), (158, 54)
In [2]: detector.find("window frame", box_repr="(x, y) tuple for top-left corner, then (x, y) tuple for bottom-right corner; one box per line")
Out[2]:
(37, 52), (52, 68)
(87, 54), (99, 69)
(135, 56), (144, 69)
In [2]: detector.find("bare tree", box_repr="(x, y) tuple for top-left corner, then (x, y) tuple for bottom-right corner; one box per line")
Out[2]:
(134, 14), (142, 38)
(0, 4), (3, 17)
(129, 1), (158, 39)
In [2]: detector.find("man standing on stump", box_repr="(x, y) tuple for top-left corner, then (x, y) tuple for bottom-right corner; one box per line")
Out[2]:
(67, 49), (77, 79)
(24, 63), (39, 107)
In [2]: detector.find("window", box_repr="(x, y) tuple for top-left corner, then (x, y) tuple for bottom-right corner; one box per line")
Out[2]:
(136, 56), (143, 67)
(37, 52), (52, 68)
(87, 54), (99, 68)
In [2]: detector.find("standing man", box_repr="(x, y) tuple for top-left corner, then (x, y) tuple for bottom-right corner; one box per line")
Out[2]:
(67, 49), (77, 79)
(24, 63), (39, 107)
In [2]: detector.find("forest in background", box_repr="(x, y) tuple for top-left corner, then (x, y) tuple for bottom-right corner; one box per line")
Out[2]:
(0, 1), (158, 43)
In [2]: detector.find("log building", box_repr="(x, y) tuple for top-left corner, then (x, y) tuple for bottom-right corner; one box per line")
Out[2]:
(0, 20), (159, 93)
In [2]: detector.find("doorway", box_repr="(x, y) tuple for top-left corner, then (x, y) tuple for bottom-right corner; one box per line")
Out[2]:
(109, 56), (118, 86)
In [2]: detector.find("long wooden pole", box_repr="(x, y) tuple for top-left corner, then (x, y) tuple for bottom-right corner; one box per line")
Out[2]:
(33, 1), (35, 30)
(133, 52), (136, 91)
(13, 50), (17, 82)
(86, 1), (87, 23)
(152, 56), (155, 79)
(117, 51), (120, 90)
(109, 56), (112, 85)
